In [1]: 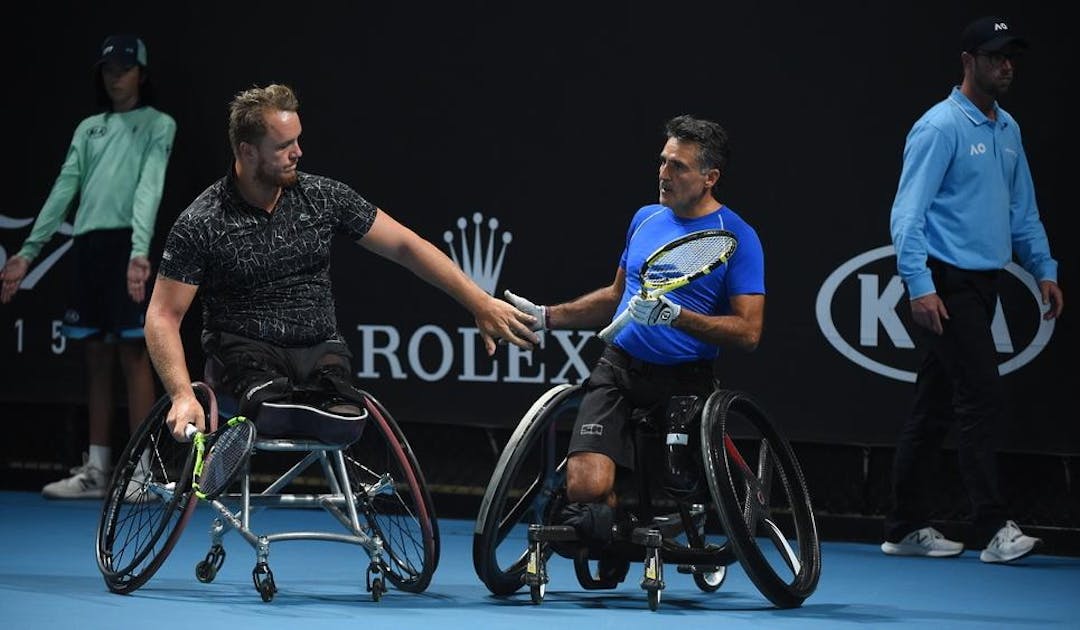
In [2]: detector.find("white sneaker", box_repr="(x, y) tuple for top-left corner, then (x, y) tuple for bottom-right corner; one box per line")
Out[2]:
(42, 455), (108, 499)
(881, 526), (964, 557)
(980, 520), (1042, 563)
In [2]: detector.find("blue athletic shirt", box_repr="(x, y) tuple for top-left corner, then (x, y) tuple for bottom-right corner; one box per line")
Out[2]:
(611, 204), (764, 365)
(890, 86), (1057, 299)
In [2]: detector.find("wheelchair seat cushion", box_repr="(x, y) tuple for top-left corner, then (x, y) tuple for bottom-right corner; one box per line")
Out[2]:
(257, 400), (368, 446)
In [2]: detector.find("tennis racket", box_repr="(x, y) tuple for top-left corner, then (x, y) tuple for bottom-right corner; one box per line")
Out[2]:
(598, 229), (738, 344)
(185, 416), (256, 500)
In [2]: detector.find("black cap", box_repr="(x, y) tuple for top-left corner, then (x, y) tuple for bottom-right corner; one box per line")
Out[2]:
(95, 34), (148, 68)
(961, 17), (1029, 53)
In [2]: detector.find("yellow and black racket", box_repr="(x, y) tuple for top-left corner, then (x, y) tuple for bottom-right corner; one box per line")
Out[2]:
(185, 416), (255, 501)
(598, 229), (738, 343)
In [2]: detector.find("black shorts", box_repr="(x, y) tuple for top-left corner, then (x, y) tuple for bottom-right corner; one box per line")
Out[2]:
(201, 330), (355, 413)
(62, 229), (146, 342)
(567, 345), (717, 471)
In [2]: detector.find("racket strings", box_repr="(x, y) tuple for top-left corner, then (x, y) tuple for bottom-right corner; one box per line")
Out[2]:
(199, 422), (254, 498)
(644, 235), (736, 286)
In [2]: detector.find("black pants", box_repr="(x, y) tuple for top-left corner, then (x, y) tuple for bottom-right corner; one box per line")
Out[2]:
(201, 330), (355, 418)
(885, 260), (1008, 547)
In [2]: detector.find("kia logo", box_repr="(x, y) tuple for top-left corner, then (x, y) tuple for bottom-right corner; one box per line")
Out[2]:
(815, 245), (1055, 382)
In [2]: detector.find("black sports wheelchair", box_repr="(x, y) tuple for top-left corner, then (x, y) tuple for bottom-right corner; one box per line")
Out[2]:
(472, 381), (821, 611)
(94, 359), (439, 602)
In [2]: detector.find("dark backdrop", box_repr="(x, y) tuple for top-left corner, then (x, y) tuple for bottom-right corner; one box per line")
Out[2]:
(1, 2), (1073, 453)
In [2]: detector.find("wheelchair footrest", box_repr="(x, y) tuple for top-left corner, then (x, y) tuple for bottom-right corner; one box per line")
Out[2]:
(528, 524), (579, 543)
(676, 563), (723, 575)
(573, 547), (622, 590)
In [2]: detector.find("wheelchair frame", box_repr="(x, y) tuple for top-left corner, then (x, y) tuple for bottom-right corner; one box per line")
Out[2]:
(95, 381), (439, 602)
(472, 382), (821, 611)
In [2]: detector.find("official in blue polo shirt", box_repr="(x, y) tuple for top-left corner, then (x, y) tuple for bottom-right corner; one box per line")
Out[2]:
(884, 16), (1064, 564)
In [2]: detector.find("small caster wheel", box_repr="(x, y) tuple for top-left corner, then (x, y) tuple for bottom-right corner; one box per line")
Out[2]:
(693, 565), (726, 592)
(195, 560), (217, 583)
(647, 587), (661, 611)
(258, 581), (275, 602)
(252, 562), (276, 602)
(196, 545), (226, 583)
(530, 581), (545, 605)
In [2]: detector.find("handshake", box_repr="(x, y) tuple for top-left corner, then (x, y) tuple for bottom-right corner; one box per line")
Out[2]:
(502, 290), (681, 330)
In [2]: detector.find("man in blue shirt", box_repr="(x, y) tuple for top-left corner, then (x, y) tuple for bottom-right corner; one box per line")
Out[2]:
(504, 115), (765, 578)
(884, 16), (1064, 564)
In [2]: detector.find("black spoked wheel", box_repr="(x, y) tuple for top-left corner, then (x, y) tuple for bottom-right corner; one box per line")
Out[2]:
(472, 383), (582, 596)
(700, 389), (821, 608)
(343, 392), (439, 593)
(96, 384), (206, 594)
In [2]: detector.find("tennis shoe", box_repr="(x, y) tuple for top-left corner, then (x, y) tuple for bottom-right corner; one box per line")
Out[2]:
(980, 520), (1042, 563)
(881, 526), (964, 557)
(42, 454), (107, 500)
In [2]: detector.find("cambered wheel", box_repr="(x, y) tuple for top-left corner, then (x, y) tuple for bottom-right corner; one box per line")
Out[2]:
(96, 384), (207, 594)
(472, 383), (582, 596)
(701, 389), (821, 608)
(344, 391), (439, 593)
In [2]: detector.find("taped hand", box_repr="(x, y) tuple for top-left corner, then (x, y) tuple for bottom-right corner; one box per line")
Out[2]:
(503, 289), (547, 331)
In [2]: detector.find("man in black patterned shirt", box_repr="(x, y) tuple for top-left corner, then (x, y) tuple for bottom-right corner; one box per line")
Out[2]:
(145, 84), (539, 440)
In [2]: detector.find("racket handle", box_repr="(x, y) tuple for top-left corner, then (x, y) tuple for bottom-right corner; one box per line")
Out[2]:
(184, 424), (197, 439)
(597, 308), (633, 344)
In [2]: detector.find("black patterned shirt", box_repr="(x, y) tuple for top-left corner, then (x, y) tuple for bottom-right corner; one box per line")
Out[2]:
(158, 171), (376, 346)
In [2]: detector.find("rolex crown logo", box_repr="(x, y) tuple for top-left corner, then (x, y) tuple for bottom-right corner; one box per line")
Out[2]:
(443, 212), (512, 295)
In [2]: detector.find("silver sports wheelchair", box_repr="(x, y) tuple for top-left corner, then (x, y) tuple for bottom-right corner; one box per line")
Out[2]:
(94, 367), (439, 602)
(473, 382), (821, 610)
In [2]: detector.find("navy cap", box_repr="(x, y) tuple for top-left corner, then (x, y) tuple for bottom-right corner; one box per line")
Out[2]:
(960, 16), (1029, 53)
(96, 34), (148, 68)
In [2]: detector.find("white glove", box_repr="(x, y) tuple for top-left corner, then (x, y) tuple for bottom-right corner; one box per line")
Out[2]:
(628, 294), (681, 326)
(503, 289), (548, 331)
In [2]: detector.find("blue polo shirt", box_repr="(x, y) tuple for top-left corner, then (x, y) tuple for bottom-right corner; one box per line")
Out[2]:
(889, 86), (1057, 299)
(612, 204), (765, 365)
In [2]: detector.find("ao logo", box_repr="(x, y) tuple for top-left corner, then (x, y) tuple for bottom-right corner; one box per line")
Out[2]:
(815, 245), (1055, 383)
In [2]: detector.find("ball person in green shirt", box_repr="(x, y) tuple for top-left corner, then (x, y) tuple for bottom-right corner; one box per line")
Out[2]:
(1, 34), (176, 499)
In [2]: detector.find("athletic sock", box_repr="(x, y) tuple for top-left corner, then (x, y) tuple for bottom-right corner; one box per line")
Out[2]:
(88, 444), (111, 472)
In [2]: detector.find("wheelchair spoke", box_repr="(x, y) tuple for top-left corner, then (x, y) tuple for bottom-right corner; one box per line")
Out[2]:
(761, 517), (801, 575)
(725, 435), (769, 515)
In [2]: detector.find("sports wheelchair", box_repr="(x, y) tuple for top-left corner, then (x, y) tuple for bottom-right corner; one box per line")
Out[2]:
(473, 382), (820, 611)
(94, 374), (439, 602)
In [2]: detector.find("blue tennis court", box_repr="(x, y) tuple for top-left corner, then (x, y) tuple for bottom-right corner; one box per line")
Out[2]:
(2, 491), (1077, 629)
